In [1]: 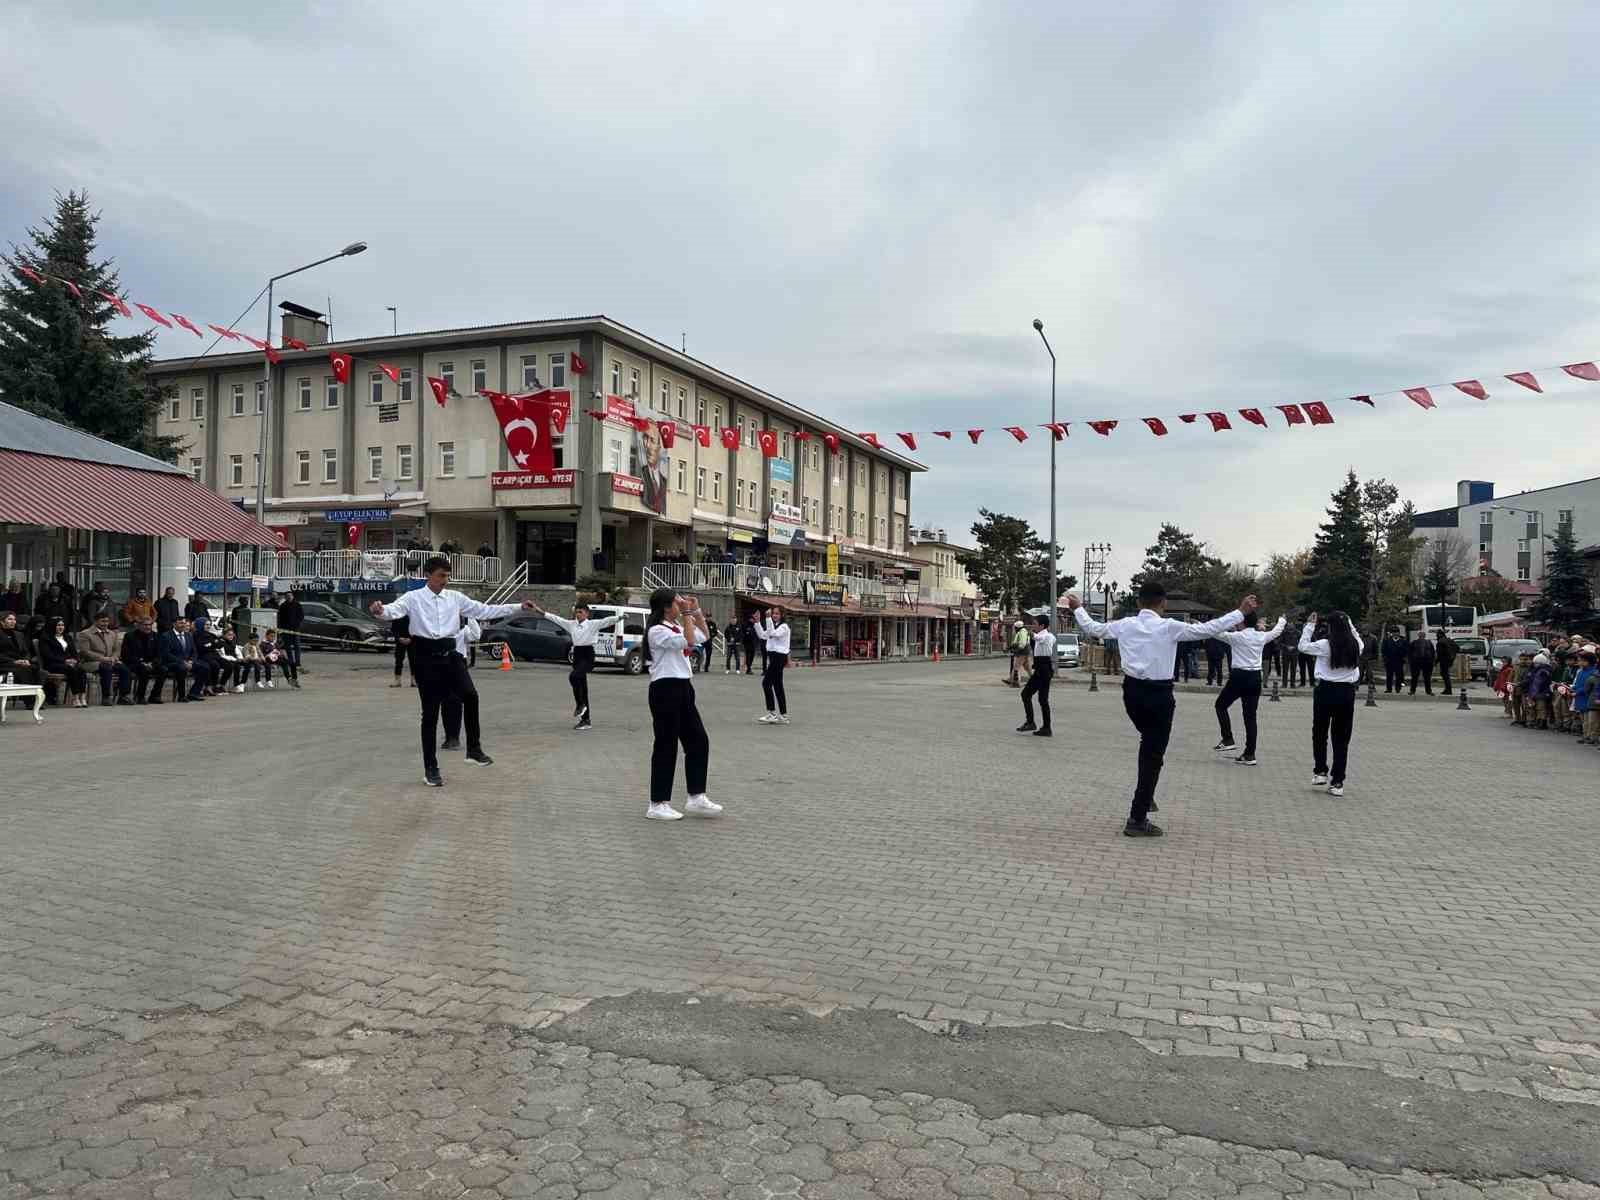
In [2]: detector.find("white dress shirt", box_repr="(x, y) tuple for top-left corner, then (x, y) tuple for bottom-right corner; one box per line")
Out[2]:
(1072, 606), (1244, 681)
(1216, 616), (1287, 671)
(755, 617), (792, 655)
(378, 587), (521, 639)
(1032, 629), (1056, 659)
(544, 612), (620, 648)
(647, 621), (707, 681)
(453, 618), (481, 658)
(1298, 622), (1364, 683)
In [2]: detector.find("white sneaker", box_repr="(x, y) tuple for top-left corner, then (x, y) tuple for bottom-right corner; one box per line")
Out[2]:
(233, 685), (244, 694)
(646, 802), (683, 821)
(685, 794), (723, 816)
(255, 681), (265, 690)
(758, 712), (778, 723)
(1312, 773), (1328, 787)
(1328, 784), (1345, 797)
(777, 714), (790, 724)
(266, 680), (275, 689)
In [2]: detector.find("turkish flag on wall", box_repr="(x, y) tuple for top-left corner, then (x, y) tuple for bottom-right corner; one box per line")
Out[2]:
(488, 389), (556, 473)
(329, 352), (352, 383)
(658, 421), (676, 449)
(570, 351), (588, 374)
(346, 523), (363, 548)
(427, 376), (450, 407)
(822, 433), (839, 454)
(758, 429), (778, 457)
(380, 363), (401, 385)
(720, 427), (739, 450)
(263, 345), (281, 365)
(859, 433), (881, 449)
(693, 425), (711, 447)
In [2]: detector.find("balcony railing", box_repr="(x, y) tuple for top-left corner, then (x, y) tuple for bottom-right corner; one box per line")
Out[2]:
(191, 550), (502, 586)
(644, 561), (894, 599)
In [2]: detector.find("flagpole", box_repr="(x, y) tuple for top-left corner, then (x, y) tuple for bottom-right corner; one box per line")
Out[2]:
(1033, 319), (1057, 633)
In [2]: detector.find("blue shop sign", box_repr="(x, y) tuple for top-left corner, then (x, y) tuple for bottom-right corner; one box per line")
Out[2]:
(770, 458), (794, 484)
(322, 507), (391, 523)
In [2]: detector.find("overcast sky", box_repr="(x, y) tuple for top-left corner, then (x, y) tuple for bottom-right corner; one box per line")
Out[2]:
(5, 1), (1598, 588)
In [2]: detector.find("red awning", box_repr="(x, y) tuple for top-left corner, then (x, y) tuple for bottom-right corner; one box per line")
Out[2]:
(0, 449), (280, 545)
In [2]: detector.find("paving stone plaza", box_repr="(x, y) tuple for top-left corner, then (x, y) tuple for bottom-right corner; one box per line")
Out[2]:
(2, 655), (1598, 1198)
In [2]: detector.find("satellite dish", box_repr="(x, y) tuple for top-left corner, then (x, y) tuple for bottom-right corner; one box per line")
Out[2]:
(381, 476), (398, 501)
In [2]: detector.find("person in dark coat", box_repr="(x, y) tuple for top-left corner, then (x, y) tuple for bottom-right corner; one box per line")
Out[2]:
(0, 610), (40, 684)
(276, 592), (305, 670)
(33, 583), (73, 629)
(1381, 627), (1408, 693)
(741, 613), (759, 675)
(1434, 631), (1459, 695)
(1408, 633), (1436, 695)
(157, 619), (209, 701)
(1204, 637), (1226, 686)
(39, 617), (89, 706)
(79, 581), (116, 627)
(193, 618), (227, 695)
(1, 580), (25, 616)
(119, 619), (161, 703)
(155, 587), (181, 631)
(183, 593), (210, 623)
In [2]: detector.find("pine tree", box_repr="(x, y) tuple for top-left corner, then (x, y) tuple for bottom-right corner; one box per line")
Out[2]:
(0, 190), (181, 461)
(1299, 470), (1370, 618)
(1532, 521), (1594, 630)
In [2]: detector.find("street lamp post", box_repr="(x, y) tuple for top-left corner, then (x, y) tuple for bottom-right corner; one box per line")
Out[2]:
(253, 241), (367, 603)
(1033, 319), (1057, 632)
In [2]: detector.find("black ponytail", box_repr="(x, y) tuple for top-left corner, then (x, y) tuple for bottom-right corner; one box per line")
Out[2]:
(643, 586), (675, 666)
(1327, 611), (1359, 670)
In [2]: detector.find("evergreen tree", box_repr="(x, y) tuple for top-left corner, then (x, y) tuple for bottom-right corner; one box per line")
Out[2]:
(958, 509), (1074, 612)
(1531, 521), (1594, 630)
(0, 190), (181, 460)
(1129, 524), (1220, 598)
(1299, 470), (1370, 618)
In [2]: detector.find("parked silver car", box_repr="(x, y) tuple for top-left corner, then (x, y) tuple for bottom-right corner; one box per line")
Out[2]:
(1055, 632), (1080, 668)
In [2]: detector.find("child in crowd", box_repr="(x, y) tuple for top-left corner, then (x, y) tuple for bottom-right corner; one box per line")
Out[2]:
(1492, 658), (1515, 718)
(1574, 649), (1599, 745)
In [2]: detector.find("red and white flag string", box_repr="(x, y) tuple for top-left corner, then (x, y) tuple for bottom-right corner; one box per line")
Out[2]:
(10, 261), (1597, 448)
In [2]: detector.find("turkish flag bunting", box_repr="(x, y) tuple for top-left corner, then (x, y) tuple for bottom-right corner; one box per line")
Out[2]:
(1562, 362), (1600, 382)
(628, 416), (651, 432)
(1276, 405), (1305, 425)
(56, 278), (82, 300)
(264, 345), (281, 365)
(1351, 395), (1373, 406)
(427, 376), (450, 407)
(1205, 412), (1231, 432)
(1404, 387), (1435, 410)
(658, 421), (675, 449)
(759, 429), (779, 457)
(1505, 371), (1542, 392)
(1004, 427), (1027, 442)
(587, 409), (607, 421)
(1143, 418), (1168, 436)
(347, 523), (362, 548)
(1240, 408), (1267, 427)
(380, 363), (401, 385)
(1179, 414), (1198, 424)
(859, 433), (881, 448)
(569, 351), (588, 374)
(239, 333), (267, 350)
(488, 389), (556, 473)
(720, 427), (739, 450)
(17, 265), (46, 285)
(933, 430), (952, 439)
(693, 425), (711, 448)
(794, 431), (812, 441)
(967, 430), (983, 443)
(284, 336), (309, 351)
(823, 432), (840, 454)
(99, 291), (132, 318)
(208, 323), (241, 341)
(171, 314), (203, 338)
(135, 303), (173, 328)
(897, 433), (917, 450)
(548, 399), (568, 434)
(329, 352), (352, 383)
(1304, 401), (1334, 425)
(1045, 422), (1069, 441)
(1453, 379), (1488, 399)
(1088, 421), (1116, 437)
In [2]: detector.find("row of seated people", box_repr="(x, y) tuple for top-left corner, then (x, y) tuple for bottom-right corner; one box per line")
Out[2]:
(0, 611), (298, 706)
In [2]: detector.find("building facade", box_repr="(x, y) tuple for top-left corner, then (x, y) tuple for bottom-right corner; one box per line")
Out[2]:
(1414, 477), (1600, 586)
(147, 313), (924, 588)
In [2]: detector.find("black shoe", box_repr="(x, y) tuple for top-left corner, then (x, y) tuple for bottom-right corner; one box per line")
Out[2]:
(117, 697), (133, 706)
(1016, 722), (1036, 733)
(1033, 727), (1052, 737)
(424, 769), (444, 788)
(1124, 819), (1165, 838)
(147, 697), (163, 705)
(1214, 741), (1237, 752)
(576, 719), (592, 731)
(1149, 800), (1159, 812)
(1234, 754), (1258, 766)
(440, 738), (461, 751)
(465, 749), (493, 766)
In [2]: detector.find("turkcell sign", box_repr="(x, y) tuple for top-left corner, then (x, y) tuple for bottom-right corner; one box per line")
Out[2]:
(323, 508), (391, 522)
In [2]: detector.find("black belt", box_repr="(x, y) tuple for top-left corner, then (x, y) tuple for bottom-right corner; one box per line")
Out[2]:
(411, 636), (456, 655)
(1123, 676), (1174, 689)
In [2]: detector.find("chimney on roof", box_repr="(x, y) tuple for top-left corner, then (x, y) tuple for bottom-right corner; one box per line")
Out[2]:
(279, 300), (329, 348)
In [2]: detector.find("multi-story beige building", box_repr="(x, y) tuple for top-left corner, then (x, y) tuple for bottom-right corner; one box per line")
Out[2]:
(147, 310), (925, 586)
(908, 527), (979, 601)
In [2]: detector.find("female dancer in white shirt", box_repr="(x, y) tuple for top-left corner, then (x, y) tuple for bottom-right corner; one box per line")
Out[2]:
(754, 606), (791, 724)
(643, 587), (721, 821)
(1298, 610), (1363, 797)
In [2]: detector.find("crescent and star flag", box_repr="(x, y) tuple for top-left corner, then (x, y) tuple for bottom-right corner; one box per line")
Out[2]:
(17, 265), (45, 285)
(55, 278), (83, 300)
(329, 352), (352, 383)
(719, 427), (739, 450)
(1179, 414), (1198, 424)
(967, 430), (983, 443)
(1453, 380), (1488, 400)
(284, 337), (309, 351)
(1351, 395), (1373, 406)
(487, 389), (556, 473)
(1143, 418), (1169, 436)
(932, 431), (952, 439)
(628, 416), (652, 432)
(1506, 372), (1542, 392)
(549, 402), (568, 434)
(758, 429), (779, 457)
(570, 351), (587, 374)
(794, 431), (812, 441)
(1276, 405), (1305, 426)
(1046, 423), (1069, 440)
(427, 376), (450, 407)
(263, 345), (281, 365)
(1088, 421), (1116, 437)
(1205, 412), (1232, 432)
(1404, 387), (1436, 410)
(135, 303), (173, 328)
(1240, 408), (1267, 427)
(380, 364), (401, 385)
(897, 433), (917, 451)
(208, 324), (241, 340)
(859, 433), (881, 449)
(239, 333), (267, 350)
(693, 425), (711, 447)
(99, 291), (132, 319)
(1004, 427), (1027, 442)
(1304, 401), (1335, 425)
(347, 523), (362, 548)
(822, 433), (840, 454)
(1563, 362), (1600, 382)
(658, 422), (675, 449)
(172, 314), (203, 338)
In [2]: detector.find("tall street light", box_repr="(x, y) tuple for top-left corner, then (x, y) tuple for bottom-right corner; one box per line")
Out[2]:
(253, 241), (367, 599)
(1033, 319), (1057, 631)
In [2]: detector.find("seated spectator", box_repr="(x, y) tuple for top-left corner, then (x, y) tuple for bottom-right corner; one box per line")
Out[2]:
(0, 610), (40, 687)
(157, 618), (209, 702)
(193, 618), (227, 696)
(240, 632), (266, 688)
(76, 613), (131, 705)
(121, 587), (154, 628)
(119, 618), (160, 703)
(39, 617), (90, 707)
(260, 628), (298, 689)
(216, 626), (245, 693)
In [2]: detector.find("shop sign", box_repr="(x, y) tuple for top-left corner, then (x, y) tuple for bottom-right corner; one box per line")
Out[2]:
(263, 512), (310, 526)
(492, 469), (575, 489)
(861, 592), (886, 610)
(767, 502), (804, 547)
(323, 508), (391, 522)
(881, 567), (905, 583)
(826, 542), (839, 576)
(610, 474), (644, 497)
(603, 394), (638, 428)
(804, 580), (845, 607)
(729, 529), (755, 544)
(770, 457), (794, 483)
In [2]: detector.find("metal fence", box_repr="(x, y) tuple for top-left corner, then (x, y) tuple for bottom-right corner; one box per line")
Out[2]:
(190, 550), (501, 586)
(644, 561), (893, 599)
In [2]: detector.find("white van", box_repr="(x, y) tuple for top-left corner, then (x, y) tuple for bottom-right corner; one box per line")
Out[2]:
(586, 604), (650, 674)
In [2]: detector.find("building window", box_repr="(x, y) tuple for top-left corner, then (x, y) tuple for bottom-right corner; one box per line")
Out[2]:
(231, 383), (245, 416)
(1559, 508), (1574, 531)
(879, 517), (887, 543)
(369, 372), (383, 405)
(676, 459), (686, 493)
(439, 441), (456, 478)
(397, 444), (413, 480)
(255, 381), (266, 414)
(440, 362), (455, 394)
(521, 355), (540, 389)
(228, 454), (243, 486)
(322, 449), (338, 483)
(548, 354), (565, 388)
(191, 387), (204, 420)
(810, 444), (819, 470)
(696, 396), (707, 424)
(297, 378), (311, 411)
(168, 396), (180, 421)
(325, 378), (340, 409)
(295, 450), (310, 484)
(629, 366), (640, 398)
(1526, 520), (1540, 541)
(712, 471), (722, 501)
(471, 360), (487, 393)
(252, 452), (261, 485)
(696, 466), (706, 498)
(677, 386), (687, 419)
(609, 361), (621, 394)
(659, 379), (670, 414)
(712, 403), (722, 428)
(782, 432), (790, 458)
(398, 369), (414, 404)
(189, 457), (203, 480)
(368, 446), (383, 481)
(747, 422), (757, 449)
(736, 416), (745, 445)
(769, 486), (777, 511)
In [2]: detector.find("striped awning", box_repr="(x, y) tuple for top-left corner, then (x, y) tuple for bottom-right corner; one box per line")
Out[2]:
(0, 449), (280, 544)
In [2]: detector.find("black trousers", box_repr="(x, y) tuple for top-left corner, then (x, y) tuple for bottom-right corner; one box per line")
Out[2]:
(95, 660), (131, 700)
(742, 640), (757, 673)
(1383, 659), (1404, 692)
(281, 631), (302, 668)
(125, 663), (154, 700)
(1122, 678), (1175, 824)
(762, 651), (789, 714)
(1409, 663), (1433, 694)
(1312, 681), (1357, 785)
(415, 647), (479, 770)
(1215, 668), (1262, 755)
(443, 653), (468, 740)
(1437, 660), (1454, 694)
(394, 640), (410, 679)
(649, 678), (709, 806)
(1174, 650), (1193, 682)
(725, 641), (741, 671)
(570, 645), (594, 716)
(1205, 654), (1224, 686)
(1021, 658), (1053, 728)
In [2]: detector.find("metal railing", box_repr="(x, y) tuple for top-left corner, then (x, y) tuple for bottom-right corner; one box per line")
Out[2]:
(483, 559), (530, 607)
(645, 561), (888, 599)
(190, 550), (502, 586)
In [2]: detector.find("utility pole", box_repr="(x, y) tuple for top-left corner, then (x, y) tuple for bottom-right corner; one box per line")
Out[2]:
(1083, 542), (1111, 617)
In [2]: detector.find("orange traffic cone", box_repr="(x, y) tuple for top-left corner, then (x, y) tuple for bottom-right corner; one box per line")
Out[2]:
(499, 643), (512, 671)
(932, 647), (940, 662)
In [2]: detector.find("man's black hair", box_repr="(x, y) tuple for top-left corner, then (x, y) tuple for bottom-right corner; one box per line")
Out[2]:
(423, 555), (451, 575)
(1031, 612), (1050, 628)
(1242, 610), (1258, 628)
(1138, 581), (1166, 604)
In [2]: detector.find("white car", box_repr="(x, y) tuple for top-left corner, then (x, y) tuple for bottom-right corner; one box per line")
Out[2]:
(585, 604), (651, 674)
(1055, 633), (1080, 668)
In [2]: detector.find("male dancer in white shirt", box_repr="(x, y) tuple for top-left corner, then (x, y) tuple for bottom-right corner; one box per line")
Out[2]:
(371, 556), (534, 787)
(527, 600), (621, 730)
(1067, 583), (1255, 837)
(1213, 612), (1287, 765)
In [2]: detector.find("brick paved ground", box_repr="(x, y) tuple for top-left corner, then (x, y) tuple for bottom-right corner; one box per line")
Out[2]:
(2, 654), (1597, 1198)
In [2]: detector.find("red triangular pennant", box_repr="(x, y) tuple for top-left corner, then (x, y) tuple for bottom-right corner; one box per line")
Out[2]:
(1240, 408), (1267, 427)
(1453, 379), (1487, 400)
(1179, 413), (1198, 424)
(1505, 371), (1542, 393)
(208, 323), (241, 341)
(1205, 412), (1231, 432)
(1044, 422), (1069, 441)
(55, 278), (82, 300)
(932, 430), (952, 439)
(1276, 405), (1305, 426)
(1404, 387), (1435, 410)
(967, 430), (983, 444)
(1142, 418), (1168, 436)
(897, 433), (917, 451)
(15, 265), (46, 285)
(1004, 426), (1027, 442)
(1087, 421), (1116, 437)
(135, 303), (173, 329)
(239, 333), (268, 350)
(1304, 401), (1334, 425)
(98, 290), (132, 318)
(1350, 395), (1373, 406)
(170, 313), (202, 337)
(1562, 362), (1600, 382)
